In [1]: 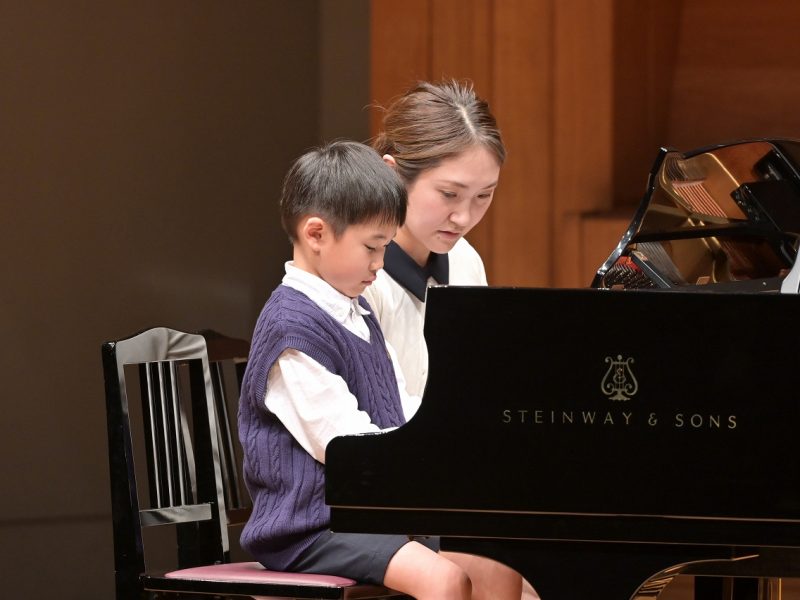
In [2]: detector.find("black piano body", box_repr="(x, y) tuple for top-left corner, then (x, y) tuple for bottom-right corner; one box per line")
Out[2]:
(326, 139), (800, 599)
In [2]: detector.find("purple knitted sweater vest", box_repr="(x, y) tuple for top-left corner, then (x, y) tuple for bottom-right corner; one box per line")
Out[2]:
(238, 284), (405, 570)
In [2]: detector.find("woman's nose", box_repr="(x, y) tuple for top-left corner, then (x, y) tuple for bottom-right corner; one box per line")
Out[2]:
(449, 204), (470, 227)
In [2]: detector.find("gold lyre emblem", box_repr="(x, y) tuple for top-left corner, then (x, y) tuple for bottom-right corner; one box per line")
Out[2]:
(601, 355), (638, 401)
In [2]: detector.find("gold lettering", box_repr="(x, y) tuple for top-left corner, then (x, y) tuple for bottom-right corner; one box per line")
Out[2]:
(671, 412), (739, 430)
(504, 407), (737, 430)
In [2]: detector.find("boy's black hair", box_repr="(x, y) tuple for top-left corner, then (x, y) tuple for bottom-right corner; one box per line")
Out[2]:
(280, 140), (407, 242)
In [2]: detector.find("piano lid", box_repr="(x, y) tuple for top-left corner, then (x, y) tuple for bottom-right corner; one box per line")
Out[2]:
(591, 139), (800, 293)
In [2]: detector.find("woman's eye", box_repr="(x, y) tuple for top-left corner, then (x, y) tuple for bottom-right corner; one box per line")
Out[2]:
(441, 190), (457, 199)
(365, 245), (376, 252)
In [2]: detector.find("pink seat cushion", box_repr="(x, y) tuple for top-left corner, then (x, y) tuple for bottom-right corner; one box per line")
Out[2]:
(165, 561), (357, 587)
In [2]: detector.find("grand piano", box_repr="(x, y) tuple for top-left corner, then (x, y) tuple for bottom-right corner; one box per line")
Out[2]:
(325, 139), (800, 599)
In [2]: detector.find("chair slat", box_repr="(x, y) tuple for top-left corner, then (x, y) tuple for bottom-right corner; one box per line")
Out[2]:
(140, 360), (199, 510)
(165, 361), (188, 505)
(139, 504), (213, 527)
(211, 361), (243, 509)
(178, 389), (197, 503)
(141, 362), (164, 507)
(157, 362), (176, 507)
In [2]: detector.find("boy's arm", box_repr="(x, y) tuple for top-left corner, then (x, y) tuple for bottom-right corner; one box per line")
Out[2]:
(265, 348), (382, 464)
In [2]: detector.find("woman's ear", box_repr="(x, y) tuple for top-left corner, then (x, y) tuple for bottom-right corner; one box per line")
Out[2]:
(300, 216), (326, 252)
(382, 154), (397, 169)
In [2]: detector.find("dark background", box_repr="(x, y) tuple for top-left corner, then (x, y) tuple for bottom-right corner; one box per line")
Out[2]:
(0, 2), (369, 597)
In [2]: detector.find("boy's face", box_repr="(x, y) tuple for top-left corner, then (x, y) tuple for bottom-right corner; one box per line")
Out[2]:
(318, 219), (396, 298)
(397, 144), (500, 266)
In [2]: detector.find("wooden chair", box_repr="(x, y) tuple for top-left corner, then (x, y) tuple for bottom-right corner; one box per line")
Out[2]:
(102, 326), (406, 599)
(199, 328), (251, 528)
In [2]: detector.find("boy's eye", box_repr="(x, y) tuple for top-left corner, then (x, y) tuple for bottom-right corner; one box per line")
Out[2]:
(365, 245), (376, 252)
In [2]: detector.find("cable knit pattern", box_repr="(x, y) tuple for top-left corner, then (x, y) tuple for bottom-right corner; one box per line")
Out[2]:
(238, 285), (405, 570)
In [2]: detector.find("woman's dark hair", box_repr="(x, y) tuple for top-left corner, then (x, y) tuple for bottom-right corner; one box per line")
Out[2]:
(280, 140), (407, 242)
(372, 79), (506, 184)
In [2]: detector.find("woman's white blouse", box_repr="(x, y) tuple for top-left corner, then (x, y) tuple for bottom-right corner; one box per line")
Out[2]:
(362, 237), (487, 398)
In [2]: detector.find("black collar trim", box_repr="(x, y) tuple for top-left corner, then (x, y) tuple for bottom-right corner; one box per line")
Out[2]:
(383, 241), (449, 302)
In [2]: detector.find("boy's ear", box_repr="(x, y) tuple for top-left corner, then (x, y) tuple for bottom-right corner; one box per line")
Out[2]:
(300, 216), (327, 252)
(382, 154), (397, 169)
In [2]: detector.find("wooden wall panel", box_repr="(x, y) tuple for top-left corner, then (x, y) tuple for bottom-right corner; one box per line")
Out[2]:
(552, 0), (614, 287)
(429, 0), (493, 93)
(668, 0), (800, 149)
(612, 0), (682, 206)
(491, 0), (554, 286)
(369, 0), (430, 135)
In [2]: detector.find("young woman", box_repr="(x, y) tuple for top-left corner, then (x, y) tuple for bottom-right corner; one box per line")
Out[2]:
(364, 80), (540, 600)
(364, 79), (505, 398)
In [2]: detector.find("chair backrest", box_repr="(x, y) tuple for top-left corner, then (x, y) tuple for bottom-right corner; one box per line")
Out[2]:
(102, 327), (230, 599)
(198, 329), (251, 524)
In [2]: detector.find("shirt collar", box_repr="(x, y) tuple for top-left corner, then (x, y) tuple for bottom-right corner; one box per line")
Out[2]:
(282, 262), (370, 324)
(383, 241), (449, 302)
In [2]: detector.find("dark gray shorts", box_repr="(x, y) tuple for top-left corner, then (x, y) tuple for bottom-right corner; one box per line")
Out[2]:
(288, 530), (440, 585)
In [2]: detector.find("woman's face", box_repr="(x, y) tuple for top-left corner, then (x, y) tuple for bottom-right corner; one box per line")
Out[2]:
(393, 144), (501, 266)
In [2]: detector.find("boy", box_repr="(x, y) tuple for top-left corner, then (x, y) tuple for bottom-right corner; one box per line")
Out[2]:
(239, 140), (521, 599)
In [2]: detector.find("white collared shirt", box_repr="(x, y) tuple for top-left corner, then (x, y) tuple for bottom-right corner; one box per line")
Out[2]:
(264, 262), (421, 464)
(363, 238), (487, 397)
